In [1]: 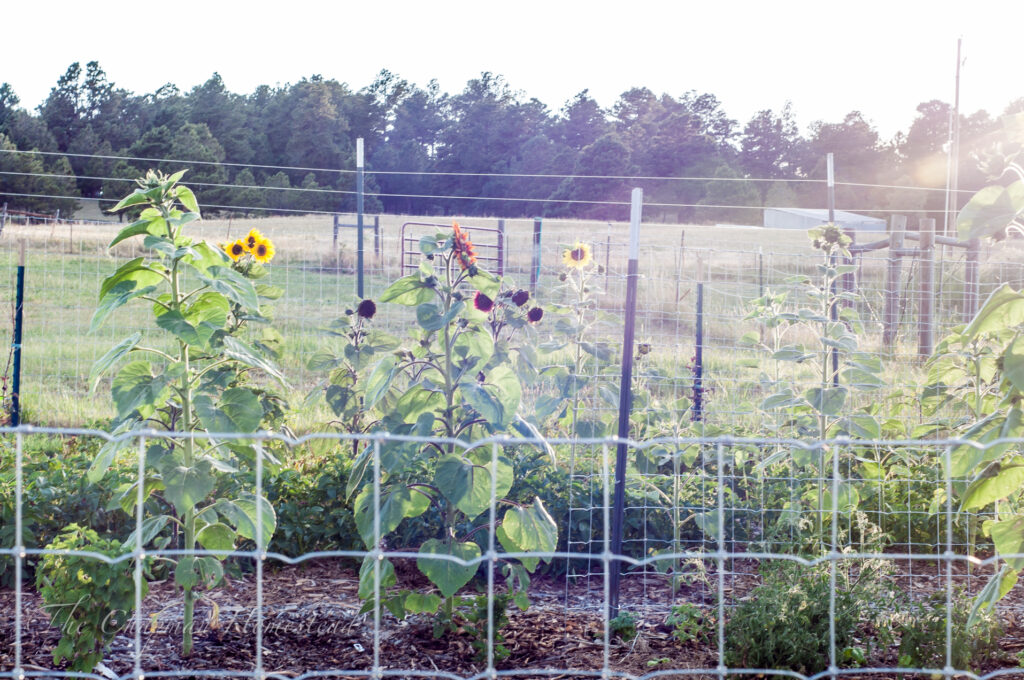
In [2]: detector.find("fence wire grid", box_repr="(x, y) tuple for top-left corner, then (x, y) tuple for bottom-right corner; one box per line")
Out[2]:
(3, 428), (1024, 679)
(2, 210), (1024, 431)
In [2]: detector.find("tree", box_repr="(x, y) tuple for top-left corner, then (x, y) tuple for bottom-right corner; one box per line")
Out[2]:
(0, 83), (19, 134)
(187, 73), (252, 163)
(740, 103), (804, 196)
(547, 133), (631, 219)
(698, 165), (761, 224)
(227, 168), (265, 216)
(38, 62), (84, 151)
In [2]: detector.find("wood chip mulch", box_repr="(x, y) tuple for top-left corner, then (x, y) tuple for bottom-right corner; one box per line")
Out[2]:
(3, 558), (1024, 679)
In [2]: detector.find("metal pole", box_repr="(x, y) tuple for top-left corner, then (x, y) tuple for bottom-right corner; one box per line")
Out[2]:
(1, 202), (7, 236)
(693, 282), (704, 422)
(883, 215), (907, 346)
(12, 241), (25, 426)
(356, 137), (365, 298)
(919, 218), (936, 357)
(497, 219), (505, 276)
(965, 238), (980, 321)
(374, 215), (381, 261)
(333, 214), (340, 249)
(827, 153), (838, 386)
(529, 218), (542, 295)
(608, 188), (642, 620)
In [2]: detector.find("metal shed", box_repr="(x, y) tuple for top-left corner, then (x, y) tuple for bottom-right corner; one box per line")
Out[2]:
(763, 208), (886, 232)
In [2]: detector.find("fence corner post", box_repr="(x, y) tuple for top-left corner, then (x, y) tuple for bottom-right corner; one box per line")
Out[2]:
(496, 219), (506, 277)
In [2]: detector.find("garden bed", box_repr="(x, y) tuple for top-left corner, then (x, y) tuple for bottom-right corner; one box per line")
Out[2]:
(4, 559), (1024, 679)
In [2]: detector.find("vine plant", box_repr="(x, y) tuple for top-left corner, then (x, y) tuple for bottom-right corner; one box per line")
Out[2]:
(86, 170), (285, 656)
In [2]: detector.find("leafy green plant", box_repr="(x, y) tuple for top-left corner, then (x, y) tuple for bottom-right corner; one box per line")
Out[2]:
(896, 590), (1004, 672)
(86, 170), (286, 656)
(665, 602), (714, 646)
(723, 558), (895, 674)
(36, 524), (146, 672)
(608, 611), (639, 643)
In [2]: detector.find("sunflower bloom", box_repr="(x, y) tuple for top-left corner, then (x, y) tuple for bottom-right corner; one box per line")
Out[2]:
(251, 236), (276, 263)
(452, 222), (477, 270)
(473, 291), (494, 313)
(562, 242), (593, 269)
(244, 229), (264, 251)
(225, 240), (248, 262)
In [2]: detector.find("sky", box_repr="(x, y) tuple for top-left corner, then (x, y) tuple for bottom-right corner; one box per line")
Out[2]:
(3, 0), (1023, 141)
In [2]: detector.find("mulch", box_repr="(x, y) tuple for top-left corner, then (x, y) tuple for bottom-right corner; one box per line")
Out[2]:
(3, 558), (1024, 679)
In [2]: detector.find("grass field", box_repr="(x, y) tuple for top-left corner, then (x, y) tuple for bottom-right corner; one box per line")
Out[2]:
(1, 210), (1023, 428)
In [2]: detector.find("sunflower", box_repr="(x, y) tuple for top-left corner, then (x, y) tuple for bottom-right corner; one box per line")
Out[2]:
(527, 307), (544, 324)
(473, 291), (494, 313)
(562, 242), (593, 269)
(451, 222), (477, 270)
(356, 299), (377, 319)
(225, 239), (248, 262)
(244, 229), (264, 251)
(251, 236), (276, 263)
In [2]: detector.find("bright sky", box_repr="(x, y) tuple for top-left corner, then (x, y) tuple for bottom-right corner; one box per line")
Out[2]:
(4, 0), (1023, 141)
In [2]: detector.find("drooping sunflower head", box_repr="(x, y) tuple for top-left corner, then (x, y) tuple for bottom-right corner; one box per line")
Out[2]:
(225, 239), (248, 262)
(562, 242), (593, 269)
(451, 222), (477, 271)
(356, 299), (377, 319)
(251, 236), (276, 263)
(473, 291), (494, 313)
(245, 229), (264, 251)
(527, 307), (544, 324)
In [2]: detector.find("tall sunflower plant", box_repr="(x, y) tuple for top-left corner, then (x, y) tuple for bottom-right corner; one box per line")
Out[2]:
(331, 223), (557, 633)
(85, 170), (287, 657)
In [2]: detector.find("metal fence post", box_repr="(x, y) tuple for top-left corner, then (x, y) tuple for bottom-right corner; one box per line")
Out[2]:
(374, 215), (381, 261)
(497, 219), (505, 276)
(919, 217), (936, 357)
(608, 188), (642, 619)
(1, 202), (7, 236)
(964, 237), (980, 322)
(693, 282), (704, 422)
(12, 240), (25, 426)
(356, 138), (365, 298)
(530, 217), (542, 294)
(883, 215), (906, 347)
(333, 214), (340, 249)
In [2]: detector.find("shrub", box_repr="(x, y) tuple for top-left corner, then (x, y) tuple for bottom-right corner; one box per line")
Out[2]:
(724, 559), (894, 674)
(896, 590), (1004, 672)
(36, 524), (145, 672)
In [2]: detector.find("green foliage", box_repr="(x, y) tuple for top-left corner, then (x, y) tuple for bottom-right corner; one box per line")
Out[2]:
(608, 611), (639, 643)
(0, 435), (136, 587)
(665, 602), (715, 646)
(36, 524), (146, 672)
(896, 590), (1004, 671)
(724, 559), (895, 674)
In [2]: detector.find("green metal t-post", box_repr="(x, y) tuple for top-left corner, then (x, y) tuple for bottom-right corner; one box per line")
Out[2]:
(356, 137), (365, 298)
(530, 218), (542, 294)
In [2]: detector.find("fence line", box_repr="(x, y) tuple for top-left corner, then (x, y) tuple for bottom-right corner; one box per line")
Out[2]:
(2, 428), (1022, 678)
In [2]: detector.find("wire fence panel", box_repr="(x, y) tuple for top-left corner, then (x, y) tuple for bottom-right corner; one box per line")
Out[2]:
(3, 428), (1024, 679)
(3, 211), (1024, 430)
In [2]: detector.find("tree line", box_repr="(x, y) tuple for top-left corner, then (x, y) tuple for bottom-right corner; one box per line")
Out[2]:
(0, 61), (1021, 223)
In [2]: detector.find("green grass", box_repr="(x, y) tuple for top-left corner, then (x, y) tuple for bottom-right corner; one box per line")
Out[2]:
(2, 213), (1023, 429)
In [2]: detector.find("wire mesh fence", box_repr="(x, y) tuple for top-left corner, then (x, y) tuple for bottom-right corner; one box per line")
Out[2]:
(3, 428), (1023, 678)
(2, 207), (1024, 430)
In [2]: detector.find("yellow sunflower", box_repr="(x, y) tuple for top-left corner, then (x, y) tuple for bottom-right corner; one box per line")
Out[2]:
(244, 229), (264, 251)
(225, 239), (248, 262)
(251, 236), (276, 263)
(562, 241), (593, 269)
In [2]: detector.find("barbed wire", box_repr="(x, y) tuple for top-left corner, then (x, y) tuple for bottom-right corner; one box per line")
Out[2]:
(0, 147), (983, 193)
(0, 184), (957, 215)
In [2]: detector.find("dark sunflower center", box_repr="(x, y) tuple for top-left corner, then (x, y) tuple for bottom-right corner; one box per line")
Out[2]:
(571, 248), (585, 261)
(256, 244), (267, 256)
(231, 244), (243, 255)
